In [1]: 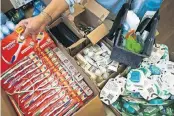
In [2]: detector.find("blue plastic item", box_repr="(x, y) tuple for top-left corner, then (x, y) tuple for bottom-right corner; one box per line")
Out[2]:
(123, 102), (136, 114)
(132, 0), (162, 19)
(130, 71), (141, 83)
(131, 92), (142, 98)
(33, 8), (41, 17)
(1, 25), (10, 36)
(96, 0), (126, 15)
(0, 31), (4, 40)
(0, 12), (8, 25)
(6, 21), (15, 32)
(149, 65), (161, 75)
(149, 98), (164, 105)
(33, 0), (46, 16)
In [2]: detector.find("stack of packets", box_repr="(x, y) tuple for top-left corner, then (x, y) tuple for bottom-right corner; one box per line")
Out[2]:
(75, 41), (119, 86)
(1, 31), (93, 116)
(100, 44), (174, 115)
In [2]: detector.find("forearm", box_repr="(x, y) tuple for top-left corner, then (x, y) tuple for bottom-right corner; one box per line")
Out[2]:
(39, 0), (69, 25)
(44, 0), (68, 20)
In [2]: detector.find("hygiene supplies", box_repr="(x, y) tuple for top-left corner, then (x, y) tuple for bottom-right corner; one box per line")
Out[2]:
(125, 36), (143, 53)
(6, 21), (15, 32)
(1, 25), (10, 36)
(122, 11), (140, 37)
(32, 0), (46, 17)
(0, 31), (4, 40)
(0, 11), (9, 25)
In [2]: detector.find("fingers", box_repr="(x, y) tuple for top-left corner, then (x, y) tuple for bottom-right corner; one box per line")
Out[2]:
(32, 34), (37, 40)
(21, 26), (31, 39)
(15, 19), (28, 30)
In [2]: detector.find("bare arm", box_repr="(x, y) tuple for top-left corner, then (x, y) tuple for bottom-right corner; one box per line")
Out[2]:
(16, 0), (69, 38)
(43, 0), (69, 23)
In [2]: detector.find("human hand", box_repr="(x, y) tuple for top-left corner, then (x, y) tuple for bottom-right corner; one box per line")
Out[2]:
(15, 14), (50, 39)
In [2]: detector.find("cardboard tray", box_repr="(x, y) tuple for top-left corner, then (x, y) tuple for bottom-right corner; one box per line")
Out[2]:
(72, 40), (127, 89)
(62, 1), (109, 45)
(1, 36), (106, 116)
(48, 17), (90, 56)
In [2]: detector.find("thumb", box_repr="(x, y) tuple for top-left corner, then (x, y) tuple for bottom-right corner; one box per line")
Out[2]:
(22, 26), (31, 39)
(15, 19), (28, 30)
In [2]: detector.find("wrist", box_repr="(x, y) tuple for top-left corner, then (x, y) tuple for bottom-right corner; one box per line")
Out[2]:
(39, 12), (52, 26)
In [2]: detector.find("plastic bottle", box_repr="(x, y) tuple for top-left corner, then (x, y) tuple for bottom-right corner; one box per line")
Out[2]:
(0, 31), (4, 40)
(96, 0), (126, 15)
(1, 25), (10, 37)
(132, 0), (162, 19)
(0, 11), (8, 25)
(6, 21), (15, 32)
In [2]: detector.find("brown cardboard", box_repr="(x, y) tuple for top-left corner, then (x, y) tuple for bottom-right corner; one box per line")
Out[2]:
(71, 39), (127, 89)
(74, 95), (106, 116)
(1, 38), (106, 116)
(1, 89), (17, 116)
(47, 17), (90, 56)
(87, 24), (109, 45)
(84, 0), (109, 22)
(62, 1), (109, 45)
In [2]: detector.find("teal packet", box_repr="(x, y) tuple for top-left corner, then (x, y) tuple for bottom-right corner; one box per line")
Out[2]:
(143, 106), (160, 116)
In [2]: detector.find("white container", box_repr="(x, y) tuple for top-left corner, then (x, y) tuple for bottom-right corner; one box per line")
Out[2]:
(6, 21), (15, 32)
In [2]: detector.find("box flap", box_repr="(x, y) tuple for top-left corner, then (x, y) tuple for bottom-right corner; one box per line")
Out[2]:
(85, 0), (109, 22)
(73, 4), (85, 17)
(1, 89), (18, 116)
(64, 4), (85, 17)
(87, 23), (109, 44)
(68, 38), (87, 49)
(74, 96), (106, 116)
(80, 0), (93, 6)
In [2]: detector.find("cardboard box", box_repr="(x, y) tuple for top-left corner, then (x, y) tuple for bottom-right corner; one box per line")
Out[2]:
(48, 17), (90, 56)
(62, 0), (109, 45)
(67, 39), (127, 89)
(1, 32), (106, 116)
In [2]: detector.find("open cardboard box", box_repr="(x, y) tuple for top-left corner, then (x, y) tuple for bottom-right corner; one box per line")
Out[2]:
(62, 0), (109, 45)
(1, 36), (106, 116)
(72, 40), (127, 89)
(48, 17), (90, 56)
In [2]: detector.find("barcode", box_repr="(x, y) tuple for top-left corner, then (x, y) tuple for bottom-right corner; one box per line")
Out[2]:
(167, 64), (173, 69)
(147, 88), (154, 94)
(107, 94), (114, 100)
